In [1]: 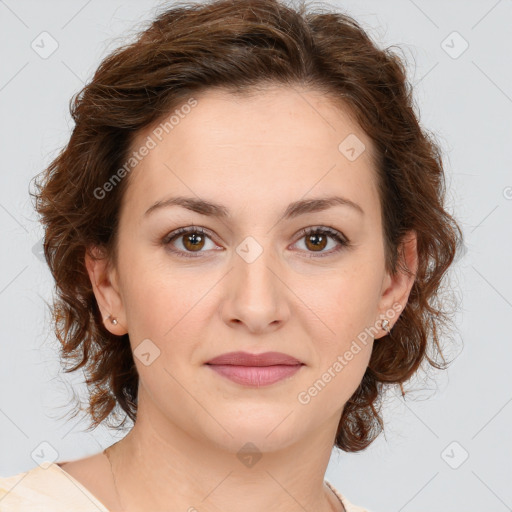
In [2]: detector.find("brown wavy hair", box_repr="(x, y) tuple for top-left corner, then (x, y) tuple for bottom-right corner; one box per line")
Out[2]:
(30, 0), (464, 452)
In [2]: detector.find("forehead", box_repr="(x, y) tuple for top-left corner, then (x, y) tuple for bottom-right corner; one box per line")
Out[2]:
(121, 86), (380, 222)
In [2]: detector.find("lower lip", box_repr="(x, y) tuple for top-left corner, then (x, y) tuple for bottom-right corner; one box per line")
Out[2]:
(206, 364), (303, 387)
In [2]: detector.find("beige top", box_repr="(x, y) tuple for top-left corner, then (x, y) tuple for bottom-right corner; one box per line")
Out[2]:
(0, 463), (371, 512)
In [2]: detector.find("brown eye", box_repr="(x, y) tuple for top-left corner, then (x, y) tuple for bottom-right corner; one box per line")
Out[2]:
(182, 232), (206, 252)
(163, 225), (349, 259)
(163, 227), (217, 258)
(293, 227), (349, 258)
(304, 232), (328, 252)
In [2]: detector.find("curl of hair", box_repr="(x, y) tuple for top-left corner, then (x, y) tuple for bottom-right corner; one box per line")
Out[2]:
(30, 0), (464, 452)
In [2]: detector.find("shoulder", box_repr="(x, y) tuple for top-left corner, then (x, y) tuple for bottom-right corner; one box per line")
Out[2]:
(0, 463), (109, 512)
(325, 479), (374, 512)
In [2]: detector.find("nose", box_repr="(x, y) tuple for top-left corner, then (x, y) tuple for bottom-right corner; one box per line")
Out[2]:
(220, 240), (290, 334)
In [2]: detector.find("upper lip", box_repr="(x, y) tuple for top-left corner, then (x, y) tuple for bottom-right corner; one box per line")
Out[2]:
(205, 351), (303, 366)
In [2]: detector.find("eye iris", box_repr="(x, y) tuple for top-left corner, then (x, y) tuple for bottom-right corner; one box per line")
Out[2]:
(183, 232), (205, 251)
(305, 233), (327, 251)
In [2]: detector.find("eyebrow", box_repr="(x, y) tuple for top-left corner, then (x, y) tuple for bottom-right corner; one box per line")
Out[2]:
(144, 195), (364, 220)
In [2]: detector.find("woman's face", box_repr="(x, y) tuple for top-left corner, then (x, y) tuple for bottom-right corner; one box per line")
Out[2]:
(88, 85), (415, 453)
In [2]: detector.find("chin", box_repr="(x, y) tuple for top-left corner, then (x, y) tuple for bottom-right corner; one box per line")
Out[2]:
(200, 413), (307, 455)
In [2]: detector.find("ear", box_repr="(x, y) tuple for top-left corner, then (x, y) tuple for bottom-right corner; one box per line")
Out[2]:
(84, 245), (127, 335)
(375, 230), (418, 339)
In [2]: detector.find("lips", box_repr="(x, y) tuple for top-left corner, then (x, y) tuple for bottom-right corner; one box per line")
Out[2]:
(205, 351), (303, 366)
(205, 351), (304, 387)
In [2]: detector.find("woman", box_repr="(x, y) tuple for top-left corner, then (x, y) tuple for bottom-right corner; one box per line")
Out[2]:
(0, 0), (463, 510)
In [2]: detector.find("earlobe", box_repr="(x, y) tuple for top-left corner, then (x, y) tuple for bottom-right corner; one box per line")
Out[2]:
(84, 246), (127, 335)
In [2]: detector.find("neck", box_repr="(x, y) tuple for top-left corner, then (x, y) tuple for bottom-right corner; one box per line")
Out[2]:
(105, 387), (344, 512)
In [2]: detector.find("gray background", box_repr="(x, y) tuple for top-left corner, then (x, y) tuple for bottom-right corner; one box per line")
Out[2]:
(1, 1), (511, 511)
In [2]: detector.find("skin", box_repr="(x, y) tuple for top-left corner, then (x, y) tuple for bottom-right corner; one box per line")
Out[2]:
(62, 85), (417, 512)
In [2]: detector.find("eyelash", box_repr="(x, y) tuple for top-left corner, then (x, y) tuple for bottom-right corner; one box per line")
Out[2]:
(162, 225), (350, 259)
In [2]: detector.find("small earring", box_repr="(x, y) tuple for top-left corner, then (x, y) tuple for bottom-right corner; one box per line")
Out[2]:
(381, 319), (390, 333)
(108, 315), (118, 326)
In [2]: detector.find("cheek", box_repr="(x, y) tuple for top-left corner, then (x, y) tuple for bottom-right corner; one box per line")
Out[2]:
(125, 280), (197, 342)
(119, 243), (194, 323)
(302, 271), (378, 410)
(293, 259), (382, 395)
(299, 262), (382, 335)
(120, 262), (214, 370)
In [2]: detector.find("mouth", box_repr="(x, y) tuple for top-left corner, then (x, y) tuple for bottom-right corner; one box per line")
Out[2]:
(204, 351), (305, 387)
